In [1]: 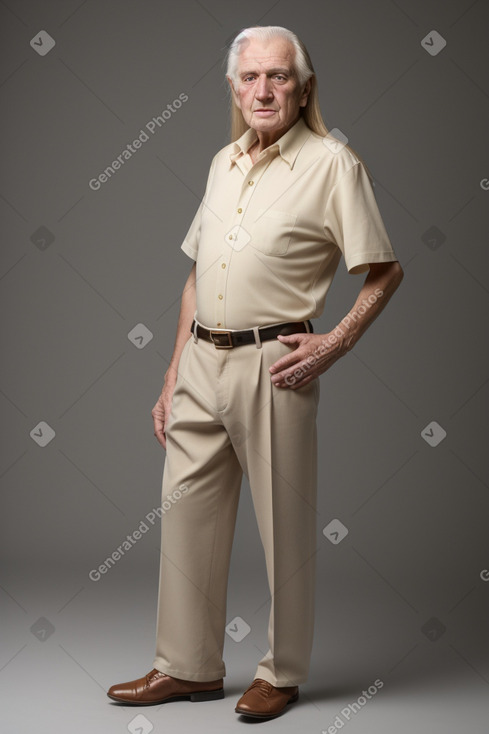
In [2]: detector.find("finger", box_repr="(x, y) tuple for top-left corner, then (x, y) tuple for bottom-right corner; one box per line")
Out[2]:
(154, 426), (166, 448)
(160, 420), (168, 449)
(269, 350), (305, 374)
(275, 370), (318, 389)
(151, 416), (164, 432)
(153, 413), (165, 435)
(276, 333), (303, 342)
(269, 335), (309, 374)
(273, 359), (319, 385)
(289, 373), (317, 390)
(275, 333), (305, 348)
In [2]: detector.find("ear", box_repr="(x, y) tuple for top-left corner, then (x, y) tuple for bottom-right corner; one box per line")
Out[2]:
(299, 78), (312, 108)
(226, 75), (241, 109)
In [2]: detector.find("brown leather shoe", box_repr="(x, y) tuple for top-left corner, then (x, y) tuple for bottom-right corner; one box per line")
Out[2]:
(235, 678), (299, 718)
(107, 668), (224, 705)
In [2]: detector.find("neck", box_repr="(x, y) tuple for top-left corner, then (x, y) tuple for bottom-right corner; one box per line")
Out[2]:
(251, 113), (301, 156)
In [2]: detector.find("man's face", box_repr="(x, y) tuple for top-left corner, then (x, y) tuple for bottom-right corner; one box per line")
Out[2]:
(228, 36), (310, 141)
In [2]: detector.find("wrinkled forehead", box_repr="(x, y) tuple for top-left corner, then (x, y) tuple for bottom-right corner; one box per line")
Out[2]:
(236, 38), (296, 75)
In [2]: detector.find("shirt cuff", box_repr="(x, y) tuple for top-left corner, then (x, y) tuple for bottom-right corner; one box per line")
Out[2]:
(346, 252), (399, 274)
(181, 239), (198, 260)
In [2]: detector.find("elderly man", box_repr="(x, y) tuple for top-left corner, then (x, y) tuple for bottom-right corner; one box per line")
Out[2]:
(107, 25), (403, 720)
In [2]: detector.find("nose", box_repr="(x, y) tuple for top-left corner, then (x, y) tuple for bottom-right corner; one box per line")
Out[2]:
(255, 73), (273, 101)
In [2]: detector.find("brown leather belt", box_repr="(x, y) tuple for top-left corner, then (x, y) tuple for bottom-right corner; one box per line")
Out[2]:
(191, 319), (313, 349)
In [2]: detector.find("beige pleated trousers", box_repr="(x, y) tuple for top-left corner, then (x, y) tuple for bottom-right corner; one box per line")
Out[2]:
(152, 329), (319, 687)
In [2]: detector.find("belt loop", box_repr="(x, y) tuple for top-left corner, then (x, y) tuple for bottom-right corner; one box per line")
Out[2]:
(192, 320), (198, 343)
(252, 326), (262, 349)
(304, 320), (311, 333)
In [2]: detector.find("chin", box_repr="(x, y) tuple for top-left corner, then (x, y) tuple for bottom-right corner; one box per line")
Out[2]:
(252, 118), (280, 128)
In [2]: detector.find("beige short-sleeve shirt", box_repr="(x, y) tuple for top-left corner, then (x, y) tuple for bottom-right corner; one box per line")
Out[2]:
(181, 116), (398, 330)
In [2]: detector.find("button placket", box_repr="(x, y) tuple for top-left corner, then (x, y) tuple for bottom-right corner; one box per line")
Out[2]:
(216, 155), (275, 327)
(215, 253), (229, 326)
(225, 159), (271, 252)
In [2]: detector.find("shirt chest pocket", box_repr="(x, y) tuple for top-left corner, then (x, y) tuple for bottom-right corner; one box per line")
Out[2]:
(251, 208), (298, 257)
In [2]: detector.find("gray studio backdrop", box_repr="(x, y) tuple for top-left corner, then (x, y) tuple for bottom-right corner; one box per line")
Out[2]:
(1, 1), (488, 733)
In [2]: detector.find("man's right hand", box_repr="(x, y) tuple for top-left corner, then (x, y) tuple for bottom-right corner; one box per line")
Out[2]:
(152, 263), (196, 449)
(151, 382), (175, 450)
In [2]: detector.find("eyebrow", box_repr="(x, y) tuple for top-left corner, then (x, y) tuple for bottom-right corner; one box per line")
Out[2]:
(239, 66), (293, 77)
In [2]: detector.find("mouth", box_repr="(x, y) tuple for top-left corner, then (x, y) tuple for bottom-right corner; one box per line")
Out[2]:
(253, 109), (276, 116)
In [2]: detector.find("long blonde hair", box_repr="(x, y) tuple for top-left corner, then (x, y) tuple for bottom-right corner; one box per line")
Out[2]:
(225, 26), (372, 177)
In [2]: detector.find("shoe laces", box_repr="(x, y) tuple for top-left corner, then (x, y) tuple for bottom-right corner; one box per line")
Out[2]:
(146, 669), (164, 685)
(248, 678), (273, 696)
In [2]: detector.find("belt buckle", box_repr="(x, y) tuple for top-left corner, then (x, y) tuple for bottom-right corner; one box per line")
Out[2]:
(210, 329), (233, 349)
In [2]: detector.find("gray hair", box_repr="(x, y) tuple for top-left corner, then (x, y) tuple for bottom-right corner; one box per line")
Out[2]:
(225, 25), (314, 87)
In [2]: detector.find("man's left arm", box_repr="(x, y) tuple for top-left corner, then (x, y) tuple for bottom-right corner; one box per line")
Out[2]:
(269, 261), (404, 389)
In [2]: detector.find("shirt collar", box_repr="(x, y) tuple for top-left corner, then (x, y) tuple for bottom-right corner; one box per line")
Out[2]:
(229, 115), (313, 170)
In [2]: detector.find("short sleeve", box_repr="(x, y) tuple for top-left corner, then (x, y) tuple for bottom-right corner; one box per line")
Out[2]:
(323, 161), (398, 274)
(180, 153), (218, 261)
(181, 199), (203, 260)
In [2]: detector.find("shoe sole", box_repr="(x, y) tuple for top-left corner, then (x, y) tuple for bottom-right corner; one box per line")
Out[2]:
(107, 688), (224, 705)
(235, 691), (299, 718)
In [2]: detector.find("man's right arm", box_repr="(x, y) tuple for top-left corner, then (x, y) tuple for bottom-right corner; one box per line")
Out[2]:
(152, 262), (196, 449)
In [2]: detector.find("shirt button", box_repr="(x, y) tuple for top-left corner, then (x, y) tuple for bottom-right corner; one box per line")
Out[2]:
(228, 234), (234, 240)
(218, 294), (223, 300)
(221, 263), (226, 269)
(248, 180), (254, 186)
(217, 322), (222, 326)
(237, 207), (242, 213)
